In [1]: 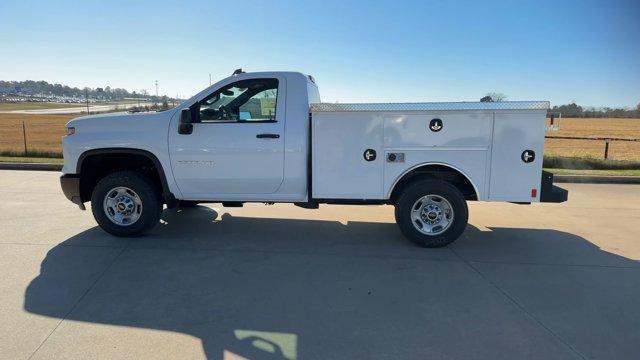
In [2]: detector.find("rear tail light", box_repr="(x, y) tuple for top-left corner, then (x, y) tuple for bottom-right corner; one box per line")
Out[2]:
(531, 188), (538, 198)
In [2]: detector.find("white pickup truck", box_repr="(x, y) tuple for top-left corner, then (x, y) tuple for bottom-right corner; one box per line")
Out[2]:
(61, 70), (567, 247)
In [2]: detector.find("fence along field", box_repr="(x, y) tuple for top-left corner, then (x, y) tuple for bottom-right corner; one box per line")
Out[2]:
(0, 113), (70, 155)
(0, 114), (639, 160)
(544, 118), (640, 160)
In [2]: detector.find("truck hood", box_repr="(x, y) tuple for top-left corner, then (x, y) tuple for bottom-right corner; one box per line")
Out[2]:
(64, 109), (179, 151)
(66, 110), (177, 129)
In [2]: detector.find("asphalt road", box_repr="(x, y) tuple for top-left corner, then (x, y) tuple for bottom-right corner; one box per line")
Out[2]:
(1, 170), (639, 359)
(0, 103), (139, 115)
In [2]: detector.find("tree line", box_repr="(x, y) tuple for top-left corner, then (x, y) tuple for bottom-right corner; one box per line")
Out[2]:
(481, 92), (640, 118)
(547, 102), (640, 118)
(0, 80), (177, 103)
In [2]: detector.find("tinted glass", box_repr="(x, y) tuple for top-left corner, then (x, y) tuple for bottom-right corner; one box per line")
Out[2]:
(199, 78), (278, 123)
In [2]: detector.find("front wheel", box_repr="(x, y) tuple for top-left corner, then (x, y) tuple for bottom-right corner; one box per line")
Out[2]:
(395, 179), (468, 247)
(91, 171), (162, 237)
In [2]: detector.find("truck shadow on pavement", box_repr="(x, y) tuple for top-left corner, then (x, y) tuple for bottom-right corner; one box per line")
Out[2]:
(24, 206), (639, 359)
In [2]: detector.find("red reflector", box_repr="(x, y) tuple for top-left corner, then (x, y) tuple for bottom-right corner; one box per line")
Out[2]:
(531, 188), (537, 198)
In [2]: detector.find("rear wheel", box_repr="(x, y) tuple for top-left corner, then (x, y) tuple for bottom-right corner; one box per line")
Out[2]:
(395, 179), (468, 247)
(91, 171), (162, 237)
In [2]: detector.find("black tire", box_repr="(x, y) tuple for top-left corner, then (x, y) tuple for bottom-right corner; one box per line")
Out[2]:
(178, 200), (199, 208)
(394, 179), (468, 248)
(91, 171), (162, 237)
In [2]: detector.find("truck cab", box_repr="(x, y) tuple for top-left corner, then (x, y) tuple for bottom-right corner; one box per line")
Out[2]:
(169, 72), (317, 202)
(61, 70), (566, 247)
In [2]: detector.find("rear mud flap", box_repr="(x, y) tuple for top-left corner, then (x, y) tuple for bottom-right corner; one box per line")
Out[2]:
(540, 171), (568, 203)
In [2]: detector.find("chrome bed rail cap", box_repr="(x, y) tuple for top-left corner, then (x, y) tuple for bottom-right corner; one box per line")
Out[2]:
(310, 101), (550, 112)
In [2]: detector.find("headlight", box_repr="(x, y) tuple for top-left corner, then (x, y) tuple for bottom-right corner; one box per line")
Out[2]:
(66, 127), (75, 136)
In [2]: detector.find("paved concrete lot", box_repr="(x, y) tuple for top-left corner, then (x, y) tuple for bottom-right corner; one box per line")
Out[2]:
(1, 170), (639, 359)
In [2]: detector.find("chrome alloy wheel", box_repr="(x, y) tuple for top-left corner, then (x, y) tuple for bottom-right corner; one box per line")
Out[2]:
(103, 186), (143, 226)
(410, 194), (454, 235)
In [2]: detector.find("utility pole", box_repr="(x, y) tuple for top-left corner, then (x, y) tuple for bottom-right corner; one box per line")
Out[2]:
(85, 88), (90, 114)
(155, 80), (158, 97)
(209, 73), (212, 85)
(22, 121), (28, 155)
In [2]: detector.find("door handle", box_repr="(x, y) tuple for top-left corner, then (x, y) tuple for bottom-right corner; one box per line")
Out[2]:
(256, 133), (280, 139)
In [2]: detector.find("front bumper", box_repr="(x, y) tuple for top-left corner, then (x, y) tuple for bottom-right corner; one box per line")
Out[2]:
(60, 174), (85, 210)
(540, 171), (568, 203)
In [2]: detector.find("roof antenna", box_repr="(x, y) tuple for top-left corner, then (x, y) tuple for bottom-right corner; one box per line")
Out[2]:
(232, 68), (244, 75)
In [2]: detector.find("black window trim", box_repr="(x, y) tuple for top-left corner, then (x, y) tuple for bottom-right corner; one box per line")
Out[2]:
(195, 119), (278, 124)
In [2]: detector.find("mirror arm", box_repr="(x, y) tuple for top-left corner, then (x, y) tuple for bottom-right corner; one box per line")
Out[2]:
(178, 108), (193, 135)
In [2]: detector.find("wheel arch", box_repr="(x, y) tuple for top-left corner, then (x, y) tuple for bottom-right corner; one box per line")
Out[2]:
(388, 162), (480, 203)
(77, 148), (176, 207)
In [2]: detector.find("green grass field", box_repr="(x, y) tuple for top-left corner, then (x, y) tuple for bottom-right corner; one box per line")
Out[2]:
(0, 156), (63, 164)
(544, 168), (640, 176)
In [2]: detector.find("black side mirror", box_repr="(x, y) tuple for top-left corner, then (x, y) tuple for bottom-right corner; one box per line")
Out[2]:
(178, 108), (193, 135)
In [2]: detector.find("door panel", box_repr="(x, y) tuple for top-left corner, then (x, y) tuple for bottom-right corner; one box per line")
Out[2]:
(169, 77), (286, 198)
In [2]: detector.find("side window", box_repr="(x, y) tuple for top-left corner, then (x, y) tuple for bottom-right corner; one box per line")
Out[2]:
(198, 78), (278, 123)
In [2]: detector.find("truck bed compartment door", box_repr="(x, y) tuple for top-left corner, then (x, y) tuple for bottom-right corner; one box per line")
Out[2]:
(312, 112), (384, 199)
(489, 111), (546, 202)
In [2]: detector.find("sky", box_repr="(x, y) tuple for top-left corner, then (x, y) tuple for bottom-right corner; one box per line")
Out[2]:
(0, 0), (638, 108)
